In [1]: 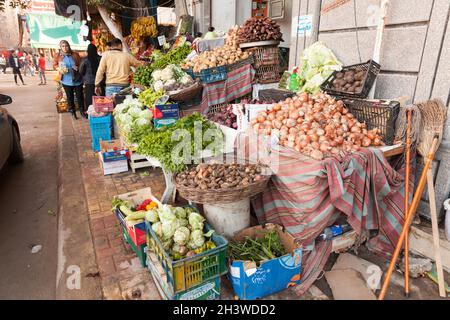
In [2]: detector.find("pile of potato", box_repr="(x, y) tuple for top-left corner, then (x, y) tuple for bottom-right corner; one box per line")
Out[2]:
(250, 92), (385, 161)
(176, 163), (267, 190)
(330, 67), (367, 94)
(238, 17), (283, 43)
(183, 26), (250, 73)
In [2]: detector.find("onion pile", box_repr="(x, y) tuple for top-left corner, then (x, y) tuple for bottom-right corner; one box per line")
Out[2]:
(250, 93), (384, 161)
(207, 105), (237, 129)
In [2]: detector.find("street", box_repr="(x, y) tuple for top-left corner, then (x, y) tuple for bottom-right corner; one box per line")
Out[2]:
(0, 72), (58, 299)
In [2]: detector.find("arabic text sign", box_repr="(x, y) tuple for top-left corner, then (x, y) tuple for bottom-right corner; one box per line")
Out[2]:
(292, 15), (313, 38)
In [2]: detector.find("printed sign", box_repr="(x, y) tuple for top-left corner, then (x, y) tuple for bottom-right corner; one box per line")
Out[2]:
(158, 35), (167, 46)
(292, 15), (313, 37)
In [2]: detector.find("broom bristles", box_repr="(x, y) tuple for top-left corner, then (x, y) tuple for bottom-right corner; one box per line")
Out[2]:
(417, 99), (448, 156)
(395, 104), (422, 148)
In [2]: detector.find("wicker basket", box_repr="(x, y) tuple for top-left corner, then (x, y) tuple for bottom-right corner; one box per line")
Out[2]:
(174, 172), (271, 205)
(168, 81), (203, 103)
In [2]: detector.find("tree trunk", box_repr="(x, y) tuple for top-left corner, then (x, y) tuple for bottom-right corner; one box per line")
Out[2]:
(97, 5), (130, 53)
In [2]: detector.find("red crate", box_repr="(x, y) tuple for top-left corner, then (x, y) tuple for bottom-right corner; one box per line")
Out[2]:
(93, 96), (114, 113)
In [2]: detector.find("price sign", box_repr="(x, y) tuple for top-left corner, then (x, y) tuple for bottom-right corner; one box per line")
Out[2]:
(292, 15), (313, 37)
(158, 35), (167, 46)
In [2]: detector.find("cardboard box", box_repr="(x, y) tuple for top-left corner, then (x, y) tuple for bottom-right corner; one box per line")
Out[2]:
(233, 103), (273, 132)
(228, 224), (302, 300)
(114, 187), (162, 247)
(98, 140), (129, 175)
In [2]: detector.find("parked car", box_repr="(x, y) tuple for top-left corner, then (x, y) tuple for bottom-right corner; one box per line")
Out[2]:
(0, 94), (23, 169)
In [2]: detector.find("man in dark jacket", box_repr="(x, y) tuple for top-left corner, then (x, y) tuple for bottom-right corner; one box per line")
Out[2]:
(8, 50), (26, 86)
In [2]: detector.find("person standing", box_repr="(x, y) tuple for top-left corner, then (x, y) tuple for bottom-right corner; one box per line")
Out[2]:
(95, 38), (143, 97)
(0, 54), (7, 73)
(8, 50), (25, 86)
(53, 40), (86, 119)
(79, 43), (100, 109)
(38, 53), (46, 85)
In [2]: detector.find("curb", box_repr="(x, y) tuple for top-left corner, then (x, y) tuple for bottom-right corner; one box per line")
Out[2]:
(55, 113), (103, 300)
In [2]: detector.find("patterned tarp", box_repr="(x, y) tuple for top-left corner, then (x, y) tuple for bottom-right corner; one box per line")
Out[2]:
(201, 64), (255, 112)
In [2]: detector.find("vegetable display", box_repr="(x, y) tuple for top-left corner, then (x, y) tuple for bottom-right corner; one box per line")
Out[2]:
(207, 105), (237, 129)
(238, 17), (283, 43)
(133, 44), (193, 87)
(152, 64), (195, 93)
(330, 68), (366, 94)
(137, 113), (223, 172)
(113, 96), (153, 140)
(286, 42), (342, 94)
(229, 231), (287, 265)
(138, 88), (165, 107)
(146, 205), (216, 260)
(111, 197), (159, 225)
(175, 163), (268, 190)
(182, 27), (250, 73)
(250, 92), (385, 161)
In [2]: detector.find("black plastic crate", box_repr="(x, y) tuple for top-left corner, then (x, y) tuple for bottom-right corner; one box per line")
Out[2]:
(321, 60), (381, 99)
(259, 89), (296, 103)
(342, 98), (400, 146)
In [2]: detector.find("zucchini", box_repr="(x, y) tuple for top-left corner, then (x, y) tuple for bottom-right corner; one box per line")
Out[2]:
(125, 210), (147, 221)
(119, 205), (134, 217)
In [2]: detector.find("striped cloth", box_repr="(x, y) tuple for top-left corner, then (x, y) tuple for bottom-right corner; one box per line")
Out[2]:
(249, 144), (415, 295)
(252, 146), (413, 255)
(201, 64), (255, 112)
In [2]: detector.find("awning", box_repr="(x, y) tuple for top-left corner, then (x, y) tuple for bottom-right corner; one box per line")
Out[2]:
(27, 13), (90, 50)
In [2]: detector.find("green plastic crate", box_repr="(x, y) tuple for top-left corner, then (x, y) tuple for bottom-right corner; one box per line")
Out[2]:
(145, 220), (228, 294)
(121, 225), (147, 268)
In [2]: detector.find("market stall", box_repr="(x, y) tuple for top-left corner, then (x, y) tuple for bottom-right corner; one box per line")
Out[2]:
(80, 15), (447, 301)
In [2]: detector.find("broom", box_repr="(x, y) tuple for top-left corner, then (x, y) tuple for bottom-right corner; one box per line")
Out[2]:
(379, 99), (447, 300)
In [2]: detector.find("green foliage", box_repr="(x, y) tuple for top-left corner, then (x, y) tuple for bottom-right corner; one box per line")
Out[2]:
(133, 44), (192, 87)
(136, 113), (223, 173)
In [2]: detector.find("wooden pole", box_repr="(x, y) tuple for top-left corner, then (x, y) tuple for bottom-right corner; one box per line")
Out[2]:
(427, 169), (447, 298)
(378, 137), (440, 300)
(404, 110), (412, 297)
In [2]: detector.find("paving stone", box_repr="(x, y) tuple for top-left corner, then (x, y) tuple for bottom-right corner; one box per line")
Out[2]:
(98, 256), (116, 275)
(93, 236), (110, 250)
(103, 284), (123, 300)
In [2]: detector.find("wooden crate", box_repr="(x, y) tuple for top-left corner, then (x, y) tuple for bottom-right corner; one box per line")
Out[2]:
(129, 150), (157, 173)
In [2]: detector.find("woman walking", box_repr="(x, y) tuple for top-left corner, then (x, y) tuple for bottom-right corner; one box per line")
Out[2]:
(53, 40), (86, 119)
(79, 43), (100, 109)
(8, 50), (25, 86)
(38, 53), (46, 85)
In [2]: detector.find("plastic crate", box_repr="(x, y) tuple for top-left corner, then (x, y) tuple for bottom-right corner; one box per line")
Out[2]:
(255, 65), (281, 84)
(89, 114), (112, 152)
(226, 55), (255, 73)
(321, 60), (381, 99)
(259, 89), (296, 103)
(342, 98), (400, 145)
(93, 96), (114, 113)
(121, 225), (147, 267)
(198, 66), (227, 84)
(145, 220), (228, 294)
(147, 252), (221, 300)
(246, 46), (279, 68)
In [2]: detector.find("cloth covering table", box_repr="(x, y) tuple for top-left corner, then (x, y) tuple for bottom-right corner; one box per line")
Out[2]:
(242, 137), (414, 296)
(201, 64), (255, 113)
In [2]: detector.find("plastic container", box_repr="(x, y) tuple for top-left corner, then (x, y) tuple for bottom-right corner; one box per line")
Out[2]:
(443, 199), (450, 241)
(342, 98), (400, 146)
(197, 66), (227, 84)
(121, 225), (147, 267)
(93, 96), (114, 113)
(203, 198), (251, 238)
(89, 114), (113, 152)
(318, 224), (352, 241)
(145, 220), (228, 294)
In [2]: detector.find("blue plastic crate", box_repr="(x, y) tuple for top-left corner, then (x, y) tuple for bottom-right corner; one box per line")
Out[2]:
(89, 114), (112, 152)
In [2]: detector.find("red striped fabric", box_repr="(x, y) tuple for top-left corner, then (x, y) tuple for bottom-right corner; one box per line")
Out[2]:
(200, 64), (255, 113)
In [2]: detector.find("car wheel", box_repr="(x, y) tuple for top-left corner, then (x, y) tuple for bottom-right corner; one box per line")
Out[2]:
(9, 125), (24, 164)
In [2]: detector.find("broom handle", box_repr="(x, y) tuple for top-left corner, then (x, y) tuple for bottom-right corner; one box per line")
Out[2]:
(378, 136), (439, 300)
(404, 110), (412, 297)
(426, 169), (447, 297)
